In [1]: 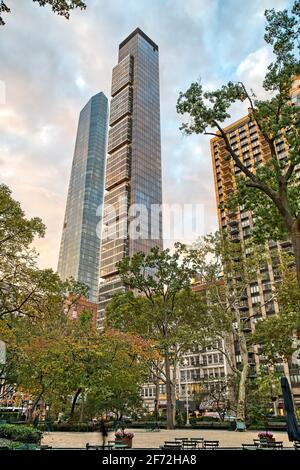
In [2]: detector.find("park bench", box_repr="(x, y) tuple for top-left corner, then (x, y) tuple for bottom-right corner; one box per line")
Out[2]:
(190, 437), (204, 448)
(107, 440), (129, 449)
(253, 439), (283, 449)
(174, 437), (204, 449)
(86, 443), (114, 450)
(260, 441), (283, 450)
(203, 440), (219, 450)
(161, 441), (182, 449)
(242, 443), (259, 450)
(294, 441), (300, 450)
(182, 441), (197, 449)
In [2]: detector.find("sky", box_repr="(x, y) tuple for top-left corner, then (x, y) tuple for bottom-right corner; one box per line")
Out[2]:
(0, 0), (293, 270)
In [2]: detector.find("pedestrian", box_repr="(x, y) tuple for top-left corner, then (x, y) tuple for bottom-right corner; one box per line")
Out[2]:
(100, 417), (108, 448)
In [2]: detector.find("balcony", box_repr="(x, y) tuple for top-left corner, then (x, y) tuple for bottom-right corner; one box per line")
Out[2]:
(230, 226), (239, 235)
(281, 245), (294, 256)
(240, 313), (249, 322)
(228, 218), (238, 227)
(243, 323), (252, 333)
(262, 283), (272, 292)
(248, 358), (256, 366)
(223, 177), (233, 188)
(231, 234), (240, 243)
(239, 301), (249, 311)
(227, 210), (237, 217)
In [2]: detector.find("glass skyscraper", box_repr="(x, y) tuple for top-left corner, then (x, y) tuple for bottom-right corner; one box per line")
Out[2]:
(98, 29), (163, 325)
(58, 92), (108, 302)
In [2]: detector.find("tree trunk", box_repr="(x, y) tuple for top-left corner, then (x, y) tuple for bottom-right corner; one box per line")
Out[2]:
(155, 374), (160, 421)
(70, 387), (82, 422)
(290, 223), (300, 290)
(236, 331), (249, 424)
(79, 397), (84, 424)
(165, 353), (174, 429)
(171, 382), (176, 426)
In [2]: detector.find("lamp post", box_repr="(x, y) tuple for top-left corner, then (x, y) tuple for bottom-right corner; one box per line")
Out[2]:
(0, 341), (6, 404)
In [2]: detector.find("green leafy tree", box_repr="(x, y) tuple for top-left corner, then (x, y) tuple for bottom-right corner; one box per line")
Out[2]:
(177, 2), (300, 288)
(183, 232), (267, 425)
(2, 307), (151, 422)
(106, 245), (207, 429)
(251, 264), (300, 365)
(0, 184), (68, 321)
(0, 0), (86, 26)
(246, 369), (281, 426)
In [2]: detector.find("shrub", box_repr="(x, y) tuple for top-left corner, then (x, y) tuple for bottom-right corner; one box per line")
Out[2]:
(8, 441), (40, 450)
(258, 431), (273, 439)
(0, 424), (43, 443)
(201, 416), (220, 422)
(0, 412), (21, 422)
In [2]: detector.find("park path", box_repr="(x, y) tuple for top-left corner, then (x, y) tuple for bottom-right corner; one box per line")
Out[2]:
(42, 428), (294, 449)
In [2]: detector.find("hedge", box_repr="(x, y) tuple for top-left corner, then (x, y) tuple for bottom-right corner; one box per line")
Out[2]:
(190, 422), (232, 430)
(0, 412), (21, 422)
(0, 424), (43, 443)
(38, 422), (99, 432)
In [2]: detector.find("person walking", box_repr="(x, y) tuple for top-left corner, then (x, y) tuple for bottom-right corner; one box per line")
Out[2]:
(99, 417), (108, 448)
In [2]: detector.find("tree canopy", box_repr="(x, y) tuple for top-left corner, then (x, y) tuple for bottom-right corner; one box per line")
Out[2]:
(177, 1), (300, 288)
(106, 245), (207, 429)
(0, 0), (86, 26)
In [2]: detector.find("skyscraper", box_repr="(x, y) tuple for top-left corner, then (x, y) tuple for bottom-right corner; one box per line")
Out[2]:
(58, 92), (108, 302)
(98, 29), (163, 324)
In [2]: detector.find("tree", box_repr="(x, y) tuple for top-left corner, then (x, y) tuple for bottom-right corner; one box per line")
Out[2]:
(0, 278), (89, 416)
(177, 1), (300, 289)
(0, 0), (86, 26)
(251, 262), (300, 365)
(192, 375), (237, 422)
(246, 369), (281, 426)
(1, 306), (152, 422)
(106, 245), (207, 429)
(183, 232), (267, 425)
(0, 184), (63, 321)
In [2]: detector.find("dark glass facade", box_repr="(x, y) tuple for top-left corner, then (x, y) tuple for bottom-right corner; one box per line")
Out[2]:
(58, 92), (108, 302)
(98, 29), (163, 325)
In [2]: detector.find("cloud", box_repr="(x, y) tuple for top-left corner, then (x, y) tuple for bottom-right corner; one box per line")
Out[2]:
(236, 46), (274, 98)
(0, 0), (293, 268)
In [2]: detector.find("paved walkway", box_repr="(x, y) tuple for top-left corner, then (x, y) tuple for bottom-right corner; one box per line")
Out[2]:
(42, 429), (294, 449)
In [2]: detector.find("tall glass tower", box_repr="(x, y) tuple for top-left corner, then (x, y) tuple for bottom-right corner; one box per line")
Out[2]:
(98, 29), (163, 325)
(58, 92), (108, 302)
